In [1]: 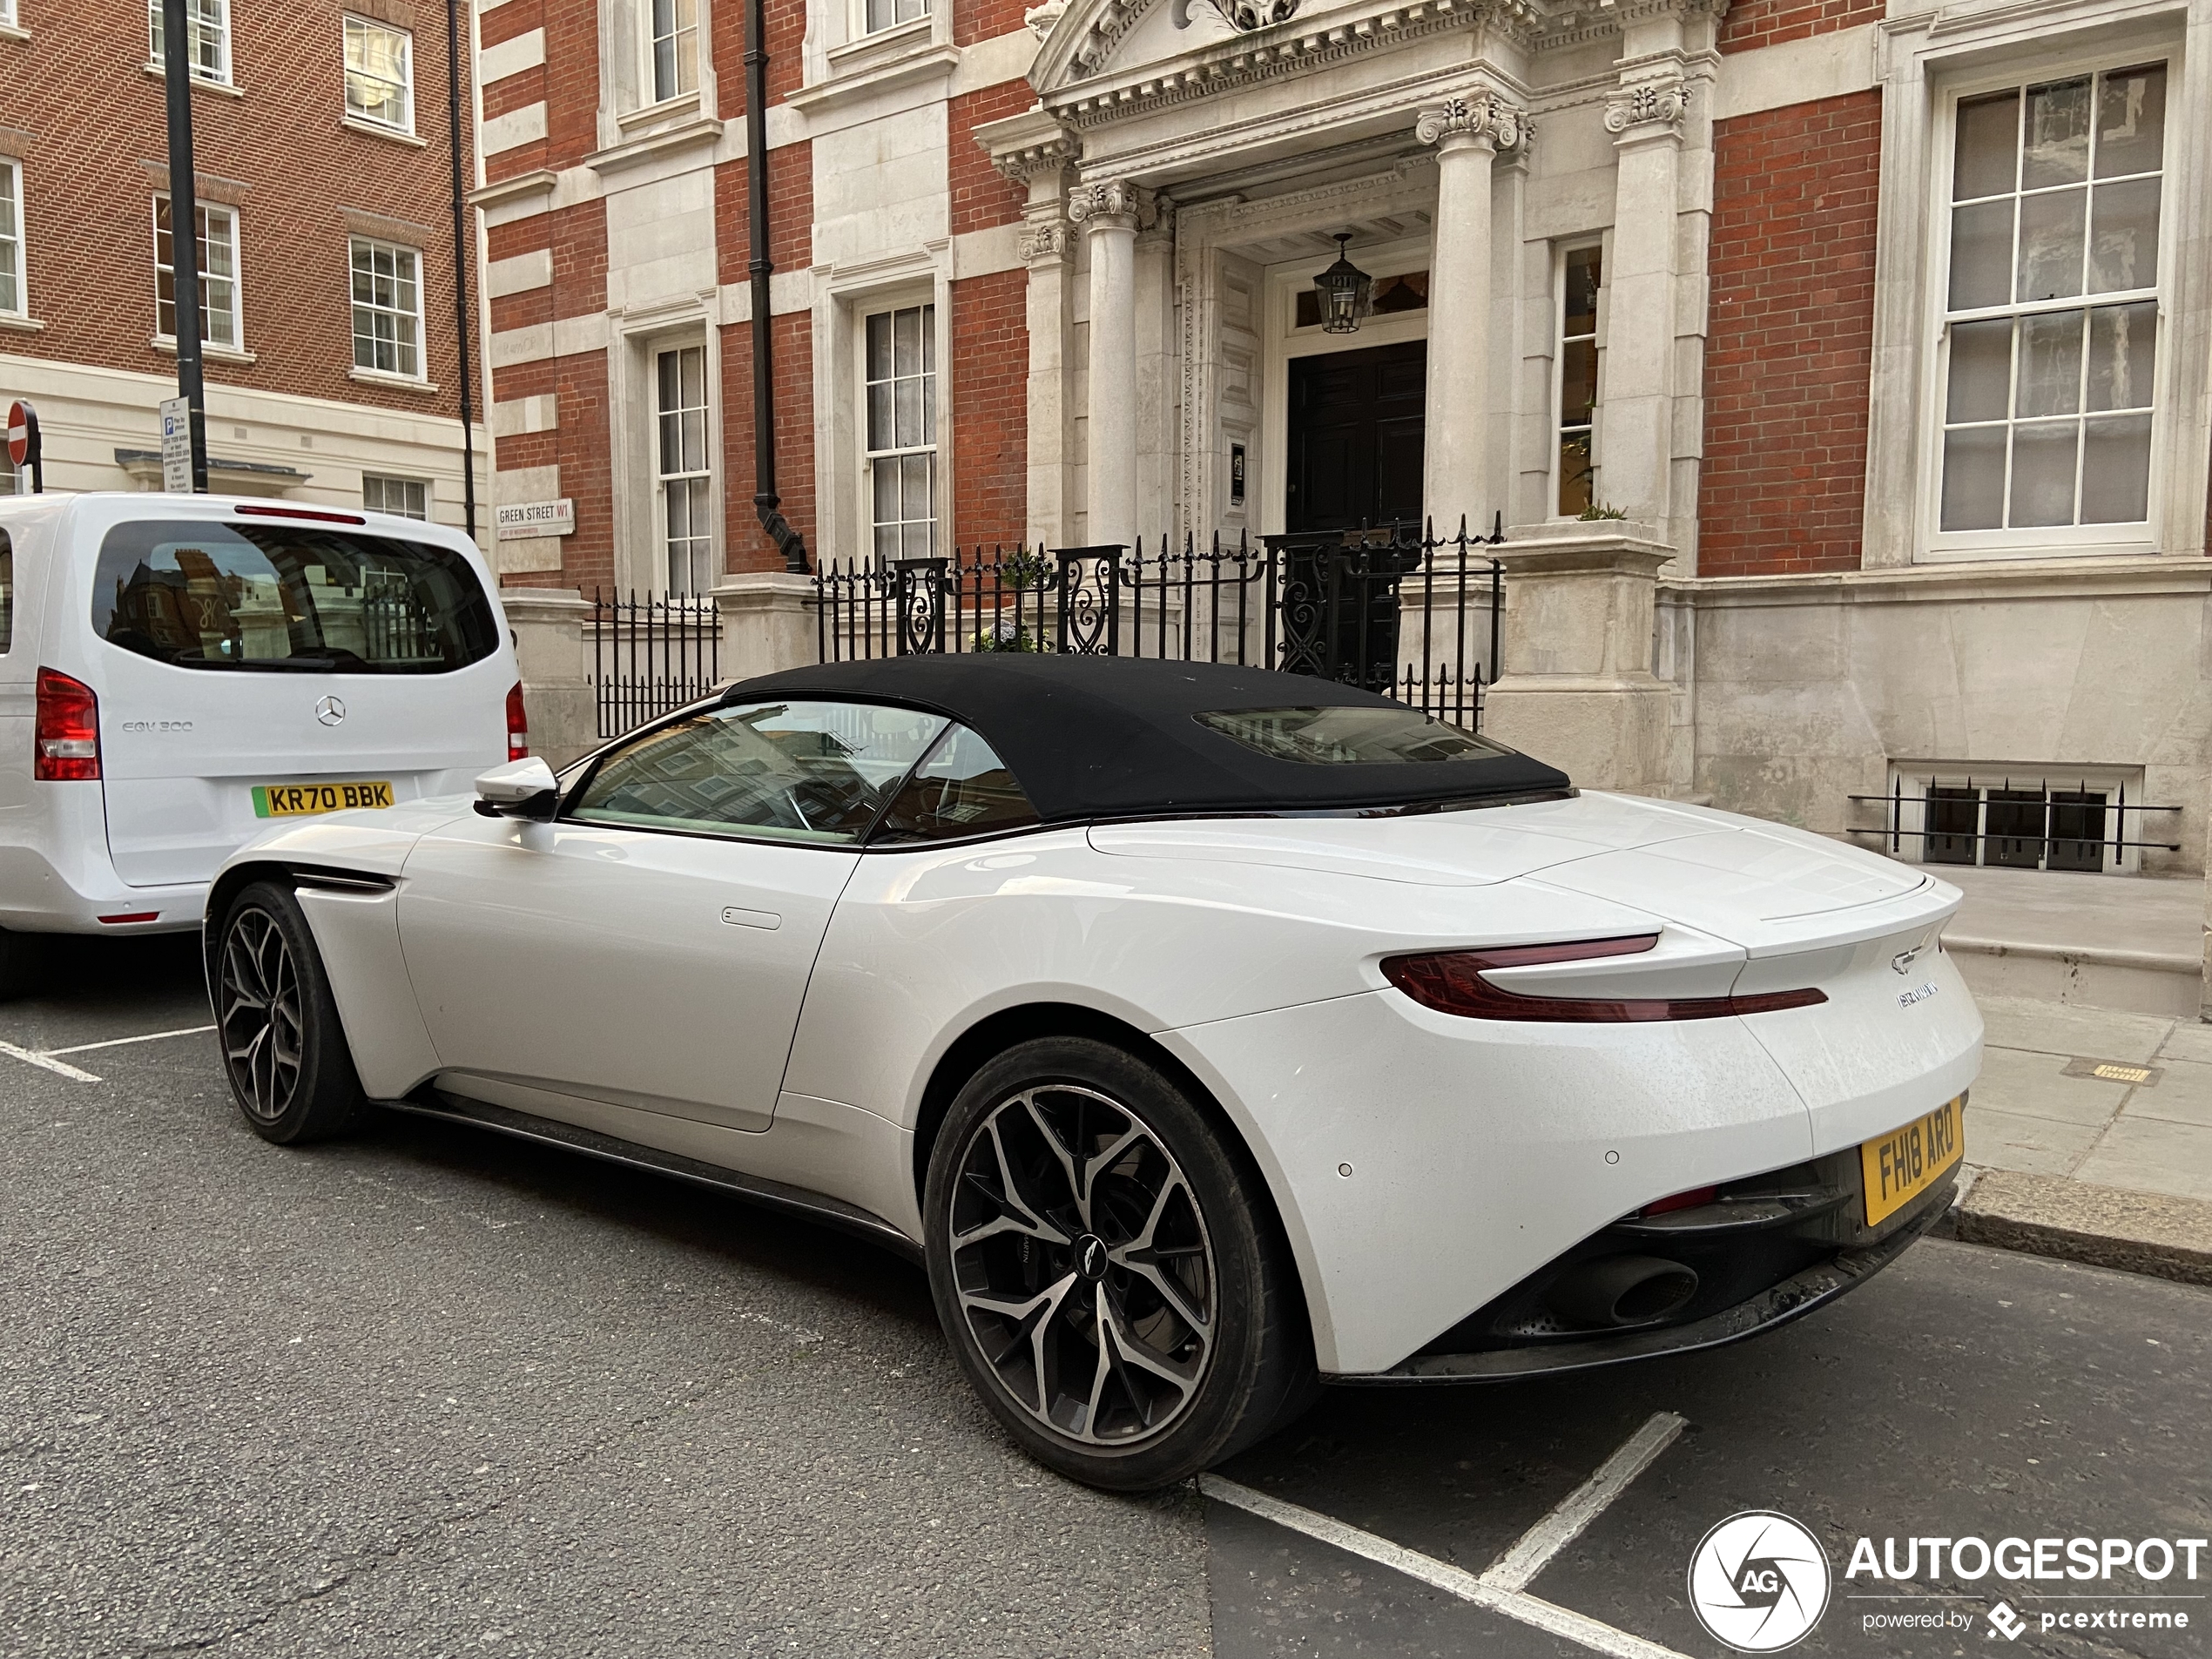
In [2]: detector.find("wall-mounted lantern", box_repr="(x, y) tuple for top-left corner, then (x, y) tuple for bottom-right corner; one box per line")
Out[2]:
(1313, 233), (1372, 335)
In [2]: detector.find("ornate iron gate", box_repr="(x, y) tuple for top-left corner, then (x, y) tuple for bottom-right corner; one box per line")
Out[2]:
(814, 521), (1504, 728)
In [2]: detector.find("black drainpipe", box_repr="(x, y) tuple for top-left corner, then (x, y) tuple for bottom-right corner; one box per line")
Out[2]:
(447, 0), (478, 541)
(745, 0), (809, 573)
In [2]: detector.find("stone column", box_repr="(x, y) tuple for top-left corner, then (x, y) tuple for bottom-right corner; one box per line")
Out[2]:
(1018, 215), (1075, 551)
(1071, 180), (1147, 551)
(1479, 523), (1673, 796)
(980, 118), (1080, 551)
(500, 587), (598, 770)
(1598, 77), (1693, 540)
(711, 571), (817, 683)
(1415, 91), (1527, 540)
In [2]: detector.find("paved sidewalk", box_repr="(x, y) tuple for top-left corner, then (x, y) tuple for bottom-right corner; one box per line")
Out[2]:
(1952, 992), (2212, 1282)
(1939, 864), (2204, 1017)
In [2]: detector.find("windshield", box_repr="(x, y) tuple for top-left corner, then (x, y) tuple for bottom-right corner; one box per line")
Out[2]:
(91, 518), (499, 674)
(1195, 705), (1509, 765)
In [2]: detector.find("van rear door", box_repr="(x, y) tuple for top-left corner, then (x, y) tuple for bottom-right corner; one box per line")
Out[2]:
(84, 511), (514, 888)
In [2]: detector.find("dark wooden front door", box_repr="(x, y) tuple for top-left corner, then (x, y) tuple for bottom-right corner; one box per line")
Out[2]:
(1285, 339), (1426, 532)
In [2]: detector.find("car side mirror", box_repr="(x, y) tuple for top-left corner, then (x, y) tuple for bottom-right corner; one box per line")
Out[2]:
(474, 756), (560, 820)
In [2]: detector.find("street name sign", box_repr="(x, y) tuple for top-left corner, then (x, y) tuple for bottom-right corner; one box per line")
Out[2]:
(496, 498), (576, 539)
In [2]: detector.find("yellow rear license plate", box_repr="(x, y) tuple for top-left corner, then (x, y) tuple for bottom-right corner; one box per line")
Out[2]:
(252, 780), (395, 818)
(1860, 1095), (1964, 1225)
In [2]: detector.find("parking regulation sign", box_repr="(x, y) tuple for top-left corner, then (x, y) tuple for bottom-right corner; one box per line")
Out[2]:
(159, 396), (192, 492)
(7, 398), (36, 480)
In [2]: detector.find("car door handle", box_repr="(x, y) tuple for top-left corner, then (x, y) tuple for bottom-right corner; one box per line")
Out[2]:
(722, 907), (781, 930)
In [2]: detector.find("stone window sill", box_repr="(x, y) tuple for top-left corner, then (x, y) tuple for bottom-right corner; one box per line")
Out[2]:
(0, 23), (29, 42)
(141, 62), (243, 97)
(349, 366), (441, 395)
(152, 334), (256, 365)
(341, 114), (426, 147)
(617, 90), (703, 134)
(0, 314), (44, 333)
(585, 114), (723, 177)
(826, 14), (933, 71)
(788, 31), (959, 114)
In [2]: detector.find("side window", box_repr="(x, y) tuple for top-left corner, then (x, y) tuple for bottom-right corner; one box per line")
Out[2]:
(569, 699), (945, 845)
(873, 724), (1038, 844)
(0, 530), (12, 654)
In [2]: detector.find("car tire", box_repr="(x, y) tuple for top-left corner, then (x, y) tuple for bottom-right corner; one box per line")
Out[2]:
(0, 926), (42, 1000)
(213, 880), (367, 1145)
(923, 1035), (1316, 1491)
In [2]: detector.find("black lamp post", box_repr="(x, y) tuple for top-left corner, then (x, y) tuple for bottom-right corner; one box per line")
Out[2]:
(1313, 233), (1372, 335)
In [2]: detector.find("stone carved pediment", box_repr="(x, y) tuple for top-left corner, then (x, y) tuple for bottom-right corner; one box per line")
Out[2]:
(1025, 0), (1723, 133)
(1030, 0), (1470, 98)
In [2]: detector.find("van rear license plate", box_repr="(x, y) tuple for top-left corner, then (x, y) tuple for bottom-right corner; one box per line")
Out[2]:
(1859, 1095), (1964, 1226)
(253, 780), (395, 818)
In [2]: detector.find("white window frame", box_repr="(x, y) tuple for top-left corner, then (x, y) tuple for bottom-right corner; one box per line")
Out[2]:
(1920, 49), (2172, 560)
(1859, 10), (2209, 569)
(647, 0), (699, 104)
(0, 158), (24, 320)
(860, 300), (938, 563)
(153, 195), (241, 351)
(149, 0), (231, 85)
(348, 236), (425, 381)
(362, 475), (430, 519)
(654, 341), (715, 594)
(343, 16), (414, 132)
(860, 0), (928, 38)
(1550, 238), (1605, 519)
(0, 1), (18, 30)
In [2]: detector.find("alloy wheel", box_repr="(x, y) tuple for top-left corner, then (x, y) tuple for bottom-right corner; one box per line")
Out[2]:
(948, 1083), (1217, 1447)
(219, 907), (304, 1124)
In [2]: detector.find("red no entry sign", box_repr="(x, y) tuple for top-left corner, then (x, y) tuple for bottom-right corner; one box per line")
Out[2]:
(7, 399), (36, 468)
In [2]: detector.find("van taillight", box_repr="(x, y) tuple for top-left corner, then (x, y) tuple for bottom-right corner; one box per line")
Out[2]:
(506, 681), (529, 761)
(35, 668), (101, 781)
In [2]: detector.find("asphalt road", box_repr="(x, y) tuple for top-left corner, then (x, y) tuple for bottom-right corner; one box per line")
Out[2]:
(4, 935), (2209, 1659)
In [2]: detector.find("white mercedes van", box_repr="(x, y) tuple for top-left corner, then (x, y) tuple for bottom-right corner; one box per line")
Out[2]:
(0, 493), (522, 988)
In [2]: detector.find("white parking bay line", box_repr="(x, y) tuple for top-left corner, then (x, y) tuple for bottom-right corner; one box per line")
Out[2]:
(1484, 1410), (1689, 1591)
(45, 1024), (215, 1057)
(1200, 1410), (1694, 1659)
(0, 1042), (103, 1083)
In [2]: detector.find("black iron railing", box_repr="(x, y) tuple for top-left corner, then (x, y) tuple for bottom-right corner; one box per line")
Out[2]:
(813, 520), (1506, 728)
(590, 588), (721, 739)
(1847, 774), (2181, 873)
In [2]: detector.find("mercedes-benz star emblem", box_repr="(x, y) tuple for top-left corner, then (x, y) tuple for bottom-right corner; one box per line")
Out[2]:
(314, 695), (347, 727)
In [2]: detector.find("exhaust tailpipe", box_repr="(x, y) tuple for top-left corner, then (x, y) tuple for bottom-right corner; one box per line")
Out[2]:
(1547, 1255), (1699, 1328)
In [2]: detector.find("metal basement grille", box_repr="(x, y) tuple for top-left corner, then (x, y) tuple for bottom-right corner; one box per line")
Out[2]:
(1849, 775), (2181, 873)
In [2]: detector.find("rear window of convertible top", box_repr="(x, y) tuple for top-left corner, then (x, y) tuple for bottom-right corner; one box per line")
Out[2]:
(1195, 705), (1510, 765)
(91, 517), (499, 674)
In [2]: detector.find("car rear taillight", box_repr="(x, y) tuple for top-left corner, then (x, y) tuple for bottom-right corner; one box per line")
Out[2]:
(506, 681), (529, 761)
(34, 667), (101, 781)
(1640, 1184), (1718, 1217)
(1381, 934), (1827, 1022)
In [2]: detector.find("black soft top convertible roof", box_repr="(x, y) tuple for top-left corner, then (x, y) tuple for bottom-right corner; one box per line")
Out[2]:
(723, 656), (1573, 824)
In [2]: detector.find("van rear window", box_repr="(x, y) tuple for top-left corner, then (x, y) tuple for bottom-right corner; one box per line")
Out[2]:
(91, 518), (498, 674)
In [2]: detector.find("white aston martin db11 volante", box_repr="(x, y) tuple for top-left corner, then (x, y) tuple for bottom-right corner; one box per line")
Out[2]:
(206, 656), (1979, 1489)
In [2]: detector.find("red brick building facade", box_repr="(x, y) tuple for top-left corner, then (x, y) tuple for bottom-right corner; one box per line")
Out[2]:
(482, 0), (2212, 875)
(0, 0), (485, 521)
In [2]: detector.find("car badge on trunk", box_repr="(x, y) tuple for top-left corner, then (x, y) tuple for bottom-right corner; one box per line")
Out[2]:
(1891, 942), (1925, 974)
(315, 695), (347, 727)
